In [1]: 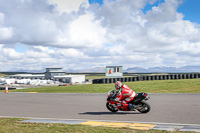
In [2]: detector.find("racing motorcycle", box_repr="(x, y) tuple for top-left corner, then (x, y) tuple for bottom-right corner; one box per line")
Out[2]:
(106, 89), (151, 113)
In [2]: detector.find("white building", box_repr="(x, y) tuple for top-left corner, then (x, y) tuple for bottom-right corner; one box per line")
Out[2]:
(45, 68), (66, 79)
(54, 75), (85, 84)
(8, 68), (86, 84)
(9, 74), (45, 80)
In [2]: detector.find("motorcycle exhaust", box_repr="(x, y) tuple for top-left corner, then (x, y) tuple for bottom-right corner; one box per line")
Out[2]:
(144, 96), (150, 100)
(133, 105), (143, 110)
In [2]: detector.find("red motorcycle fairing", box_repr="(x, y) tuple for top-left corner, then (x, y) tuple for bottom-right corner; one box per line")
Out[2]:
(107, 97), (130, 111)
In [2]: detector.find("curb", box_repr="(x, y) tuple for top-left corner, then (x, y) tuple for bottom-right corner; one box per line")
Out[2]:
(21, 119), (200, 132)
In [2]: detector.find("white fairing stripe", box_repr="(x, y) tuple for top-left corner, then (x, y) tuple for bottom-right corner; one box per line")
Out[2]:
(130, 91), (136, 98)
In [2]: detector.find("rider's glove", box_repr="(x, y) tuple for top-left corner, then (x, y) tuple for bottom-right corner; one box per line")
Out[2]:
(114, 97), (119, 101)
(114, 98), (121, 103)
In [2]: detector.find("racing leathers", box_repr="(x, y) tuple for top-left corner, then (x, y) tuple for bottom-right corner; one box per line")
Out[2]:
(115, 84), (136, 110)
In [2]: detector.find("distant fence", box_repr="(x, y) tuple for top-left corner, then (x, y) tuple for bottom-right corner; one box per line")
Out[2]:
(0, 87), (16, 90)
(92, 73), (200, 84)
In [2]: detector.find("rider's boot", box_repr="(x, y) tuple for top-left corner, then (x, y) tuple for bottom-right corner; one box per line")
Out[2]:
(128, 103), (134, 111)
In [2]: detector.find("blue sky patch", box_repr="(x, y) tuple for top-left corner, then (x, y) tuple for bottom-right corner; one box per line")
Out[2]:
(177, 0), (200, 23)
(142, 0), (165, 14)
(15, 43), (27, 53)
(89, 0), (103, 5)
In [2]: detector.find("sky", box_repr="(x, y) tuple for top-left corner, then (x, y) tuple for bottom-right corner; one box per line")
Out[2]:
(0, 0), (200, 72)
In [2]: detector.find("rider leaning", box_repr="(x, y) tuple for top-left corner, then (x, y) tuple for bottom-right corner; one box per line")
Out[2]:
(114, 81), (136, 111)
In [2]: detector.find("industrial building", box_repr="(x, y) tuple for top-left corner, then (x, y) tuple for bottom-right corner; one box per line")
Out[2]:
(9, 74), (45, 80)
(54, 75), (85, 84)
(45, 68), (66, 79)
(105, 66), (123, 78)
(9, 68), (85, 84)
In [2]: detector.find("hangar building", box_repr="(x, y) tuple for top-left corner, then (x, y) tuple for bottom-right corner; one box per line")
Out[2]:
(45, 68), (66, 80)
(9, 68), (85, 84)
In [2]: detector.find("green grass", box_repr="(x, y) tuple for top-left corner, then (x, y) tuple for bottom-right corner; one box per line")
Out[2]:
(7, 78), (200, 93)
(0, 73), (8, 77)
(0, 118), (195, 133)
(86, 75), (106, 80)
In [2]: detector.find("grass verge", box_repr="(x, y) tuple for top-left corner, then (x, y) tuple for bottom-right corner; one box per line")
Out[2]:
(0, 118), (195, 133)
(6, 78), (200, 93)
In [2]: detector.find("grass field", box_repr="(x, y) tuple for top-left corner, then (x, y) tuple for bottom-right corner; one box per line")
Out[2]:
(0, 73), (8, 77)
(0, 118), (195, 133)
(7, 78), (200, 93)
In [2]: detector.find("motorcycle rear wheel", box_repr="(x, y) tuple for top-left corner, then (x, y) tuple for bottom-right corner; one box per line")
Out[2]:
(106, 102), (118, 112)
(136, 101), (151, 113)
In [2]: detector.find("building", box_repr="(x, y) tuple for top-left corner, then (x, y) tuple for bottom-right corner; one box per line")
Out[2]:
(9, 74), (45, 80)
(54, 75), (85, 84)
(9, 68), (86, 84)
(105, 66), (123, 78)
(45, 68), (66, 79)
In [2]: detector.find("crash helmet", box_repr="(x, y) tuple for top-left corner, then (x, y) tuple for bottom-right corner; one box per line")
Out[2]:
(115, 81), (122, 90)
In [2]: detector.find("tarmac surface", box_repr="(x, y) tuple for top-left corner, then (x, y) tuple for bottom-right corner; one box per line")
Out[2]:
(1, 93), (200, 131)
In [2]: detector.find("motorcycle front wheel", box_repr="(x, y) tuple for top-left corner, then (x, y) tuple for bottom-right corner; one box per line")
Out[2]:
(106, 102), (118, 112)
(136, 101), (151, 113)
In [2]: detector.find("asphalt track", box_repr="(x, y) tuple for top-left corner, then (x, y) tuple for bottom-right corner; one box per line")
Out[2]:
(0, 93), (200, 125)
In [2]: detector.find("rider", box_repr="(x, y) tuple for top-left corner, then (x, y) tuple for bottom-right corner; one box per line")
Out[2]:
(114, 81), (136, 111)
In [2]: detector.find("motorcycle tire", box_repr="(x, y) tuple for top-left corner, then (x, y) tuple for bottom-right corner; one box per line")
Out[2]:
(136, 101), (151, 113)
(106, 102), (118, 112)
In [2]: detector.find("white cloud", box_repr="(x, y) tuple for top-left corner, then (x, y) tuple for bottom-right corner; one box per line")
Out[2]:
(53, 12), (107, 48)
(0, 44), (24, 60)
(48, 0), (90, 13)
(0, 0), (200, 71)
(68, 13), (106, 48)
(0, 12), (4, 24)
(0, 12), (13, 41)
(0, 27), (13, 41)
